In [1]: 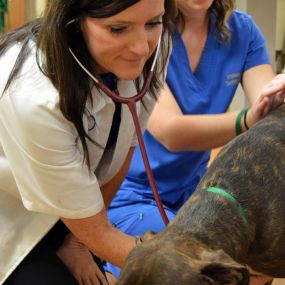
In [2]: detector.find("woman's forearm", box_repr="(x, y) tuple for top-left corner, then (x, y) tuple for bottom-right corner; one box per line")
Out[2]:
(150, 111), (241, 152)
(62, 208), (136, 268)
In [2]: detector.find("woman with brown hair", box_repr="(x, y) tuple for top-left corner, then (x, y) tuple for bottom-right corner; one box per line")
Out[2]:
(104, 0), (285, 284)
(0, 0), (176, 284)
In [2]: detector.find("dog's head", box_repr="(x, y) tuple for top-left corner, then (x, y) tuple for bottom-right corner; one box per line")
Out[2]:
(117, 231), (250, 285)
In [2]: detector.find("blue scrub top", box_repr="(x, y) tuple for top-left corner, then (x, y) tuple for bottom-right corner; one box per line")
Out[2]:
(109, 11), (271, 212)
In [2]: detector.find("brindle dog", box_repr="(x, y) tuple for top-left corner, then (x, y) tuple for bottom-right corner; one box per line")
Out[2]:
(117, 104), (285, 285)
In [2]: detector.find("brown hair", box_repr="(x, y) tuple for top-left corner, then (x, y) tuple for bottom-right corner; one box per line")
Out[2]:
(0, 0), (177, 168)
(176, 0), (235, 41)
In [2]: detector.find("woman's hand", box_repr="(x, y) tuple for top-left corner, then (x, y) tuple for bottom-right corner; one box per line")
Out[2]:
(57, 233), (108, 285)
(247, 74), (285, 128)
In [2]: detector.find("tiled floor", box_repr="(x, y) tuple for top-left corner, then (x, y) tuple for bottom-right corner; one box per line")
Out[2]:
(273, 280), (285, 285)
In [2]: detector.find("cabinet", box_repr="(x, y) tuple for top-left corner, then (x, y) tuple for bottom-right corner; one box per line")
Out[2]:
(5, 0), (25, 32)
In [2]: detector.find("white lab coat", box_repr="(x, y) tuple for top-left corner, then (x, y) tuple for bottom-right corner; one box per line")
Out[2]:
(0, 41), (159, 283)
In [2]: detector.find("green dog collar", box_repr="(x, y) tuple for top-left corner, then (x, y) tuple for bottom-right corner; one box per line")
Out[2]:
(206, 186), (250, 226)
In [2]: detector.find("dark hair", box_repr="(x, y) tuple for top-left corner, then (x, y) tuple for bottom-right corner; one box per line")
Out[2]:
(176, 0), (235, 41)
(0, 0), (177, 168)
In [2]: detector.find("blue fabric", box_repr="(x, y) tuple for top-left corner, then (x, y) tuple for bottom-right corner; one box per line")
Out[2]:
(101, 73), (117, 90)
(104, 11), (270, 277)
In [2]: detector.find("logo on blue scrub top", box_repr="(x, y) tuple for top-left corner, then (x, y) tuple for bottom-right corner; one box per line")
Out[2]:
(226, 73), (241, 86)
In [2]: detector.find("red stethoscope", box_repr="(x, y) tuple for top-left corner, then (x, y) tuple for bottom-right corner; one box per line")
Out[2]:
(68, 24), (169, 225)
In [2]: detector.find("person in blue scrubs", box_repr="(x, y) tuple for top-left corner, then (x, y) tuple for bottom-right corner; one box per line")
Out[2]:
(104, 0), (285, 284)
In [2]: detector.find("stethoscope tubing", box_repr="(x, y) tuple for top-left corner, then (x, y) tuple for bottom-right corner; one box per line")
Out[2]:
(97, 69), (170, 225)
(126, 97), (169, 225)
(68, 32), (169, 225)
(96, 69), (169, 225)
(66, 20), (169, 225)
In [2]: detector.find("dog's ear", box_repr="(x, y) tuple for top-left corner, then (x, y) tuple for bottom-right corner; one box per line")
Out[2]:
(197, 250), (250, 285)
(201, 263), (250, 285)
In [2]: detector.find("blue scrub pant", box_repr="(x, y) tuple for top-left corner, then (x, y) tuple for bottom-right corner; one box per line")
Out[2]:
(103, 203), (176, 278)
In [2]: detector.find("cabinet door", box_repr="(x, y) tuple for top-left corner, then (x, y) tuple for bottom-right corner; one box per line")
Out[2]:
(5, 0), (25, 32)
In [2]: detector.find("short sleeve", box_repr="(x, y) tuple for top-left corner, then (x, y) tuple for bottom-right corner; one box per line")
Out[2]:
(242, 14), (271, 71)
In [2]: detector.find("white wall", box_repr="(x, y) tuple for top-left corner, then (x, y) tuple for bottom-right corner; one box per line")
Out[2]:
(247, 0), (277, 70)
(35, 0), (46, 17)
(231, 0), (278, 110)
(25, 0), (36, 21)
(230, 0), (249, 110)
(236, 0), (247, 11)
(276, 0), (285, 51)
(25, 0), (46, 21)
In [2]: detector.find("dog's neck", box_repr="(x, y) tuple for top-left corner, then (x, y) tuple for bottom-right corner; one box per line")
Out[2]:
(206, 187), (251, 225)
(169, 188), (254, 263)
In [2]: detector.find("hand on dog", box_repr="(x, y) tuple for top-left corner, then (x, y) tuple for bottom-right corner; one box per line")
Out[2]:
(57, 233), (108, 285)
(247, 74), (285, 128)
